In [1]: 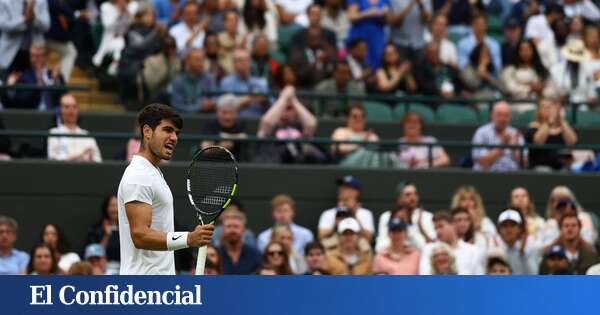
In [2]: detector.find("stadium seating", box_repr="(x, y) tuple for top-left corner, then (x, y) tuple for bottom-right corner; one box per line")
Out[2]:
(363, 101), (393, 121)
(436, 104), (479, 124)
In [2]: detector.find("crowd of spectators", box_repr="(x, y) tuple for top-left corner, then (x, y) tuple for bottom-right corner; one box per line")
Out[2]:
(2, 178), (600, 275)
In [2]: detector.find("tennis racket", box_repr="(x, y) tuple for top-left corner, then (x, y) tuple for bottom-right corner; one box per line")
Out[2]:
(186, 146), (238, 275)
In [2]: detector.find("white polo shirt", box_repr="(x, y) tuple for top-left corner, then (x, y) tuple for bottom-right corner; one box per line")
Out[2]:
(419, 240), (486, 275)
(118, 155), (175, 275)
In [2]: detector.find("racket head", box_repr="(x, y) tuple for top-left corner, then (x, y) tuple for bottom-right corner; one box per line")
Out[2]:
(186, 146), (238, 225)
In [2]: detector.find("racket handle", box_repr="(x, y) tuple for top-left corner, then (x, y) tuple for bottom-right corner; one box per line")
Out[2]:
(195, 245), (208, 275)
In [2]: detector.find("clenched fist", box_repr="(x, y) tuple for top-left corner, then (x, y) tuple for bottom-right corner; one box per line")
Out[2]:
(187, 224), (215, 247)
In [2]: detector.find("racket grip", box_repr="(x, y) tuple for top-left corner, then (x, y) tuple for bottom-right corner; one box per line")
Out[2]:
(195, 245), (208, 275)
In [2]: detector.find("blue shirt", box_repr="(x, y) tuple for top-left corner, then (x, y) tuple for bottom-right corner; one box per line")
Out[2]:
(219, 244), (262, 275)
(219, 73), (269, 117)
(257, 223), (314, 254)
(0, 249), (29, 275)
(153, 0), (185, 27)
(457, 34), (502, 71)
(170, 72), (216, 113)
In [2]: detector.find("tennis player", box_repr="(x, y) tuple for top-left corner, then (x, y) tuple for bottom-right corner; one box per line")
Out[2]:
(117, 104), (214, 275)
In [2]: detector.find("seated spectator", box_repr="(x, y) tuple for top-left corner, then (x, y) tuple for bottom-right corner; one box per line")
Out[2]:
(346, 0), (389, 69)
(220, 49), (270, 117)
(141, 35), (181, 105)
(525, 3), (566, 68)
(211, 200), (257, 248)
(387, 0), (432, 60)
(509, 187), (545, 242)
(537, 18), (570, 71)
(47, 94), (102, 162)
(375, 43), (417, 96)
(171, 48), (217, 113)
(419, 212), (485, 275)
(27, 243), (60, 275)
(84, 194), (120, 273)
(67, 261), (94, 275)
(425, 14), (457, 66)
(203, 244), (224, 275)
(471, 101), (527, 171)
(291, 4), (337, 51)
(315, 60), (365, 117)
(583, 25), (600, 87)
(321, 0), (350, 49)
(542, 214), (600, 274)
(507, 0), (542, 28)
(501, 18), (522, 67)
(330, 104), (379, 160)
(304, 241), (329, 274)
(414, 42), (467, 98)
(486, 256), (512, 275)
(270, 225), (308, 273)
(241, 0), (278, 46)
(257, 86), (323, 163)
(500, 39), (550, 101)
(200, 94), (247, 158)
(373, 218), (420, 275)
(543, 186), (597, 246)
(256, 264), (278, 275)
(345, 39), (375, 85)
(5, 43), (65, 110)
(203, 32), (227, 82)
(491, 209), (543, 275)
(40, 223), (80, 272)
(257, 194), (314, 254)
(250, 34), (279, 83)
(318, 176), (375, 251)
(169, 1), (206, 57)
(376, 183), (435, 252)
(450, 185), (496, 236)
(93, 0), (139, 74)
(218, 11), (246, 73)
(524, 99), (578, 170)
(262, 241), (294, 275)
(218, 210), (262, 274)
(539, 245), (574, 275)
(462, 43), (501, 98)
(289, 26), (337, 89)
(457, 14), (502, 71)
(84, 243), (112, 275)
(0, 216), (29, 275)
(45, 0), (77, 81)
(397, 111), (450, 168)
(324, 218), (372, 274)
(429, 242), (458, 275)
(451, 207), (490, 253)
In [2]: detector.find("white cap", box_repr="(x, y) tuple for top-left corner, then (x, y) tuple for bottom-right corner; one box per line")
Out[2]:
(337, 217), (360, 234)
(498, 209), (522, 225)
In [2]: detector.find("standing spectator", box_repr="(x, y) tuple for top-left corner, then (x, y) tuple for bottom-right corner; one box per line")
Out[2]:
(330, 104), (379, 160)
(40, 223), (80, 272)
(373, 218), (420, 275)
(487, 256), (513, 275)
(289, 26), (337, 89)
(501, 18), (522, 67)
(83, 243), (111, 275)
(315, 60), (365, 117)
(419, 212), (485, 275)
(241, 0), (278, 46)
(451, 207), (490, 252)
(203, 32), (227, 82)
(270, 225), (308, 273)
(141, 35), (181, 104)
(84, 194), (120, 273)
(200, 94), (247, 158)
(543, 213), (600, 274)
(457, 13), (502, 71)
(324, 218), (372, 274)
(250, 34), (279, 83)
(539, 245), (574, 275)
(397, 111), (450, 168)
(509, 186), (545, 242)
(47, 94), (102, 162)
(26, 243), (60, 275)
(218, 210), (262, 274)
(257, 194), (314, 254)
(0, 216), (29, 275)
(387, 0), (432, 60)
(69, 0), (99, 72)
(45, 0), (77, 81)
(321, 0), (350, 49)
(346, 0), (390, 69)
(492, 209), (543, 275)
(449, 185), (497, 236)
(524, 3), (564, 45)
(153, 0), (183, 27)
(218, 11), (246, 73)
(376, 183), (436, 251)
(262, 241), (294, 275)
(4, 43), (65, 110)
(169, 1), (206, 57)
(471, 101), (527, 171)
(375, 43), (417, 96)
(429, 242), (458, 275)
(171, 48), (217, 113)
(220, 49), (270, 117)
(0, 0), (50, 74)
(500, 39), (550, 101)
(461, 43), (501, 98)
(543, 186), (597, 246)
(524, 99), (578, 170)
(414, 42), (466, 98)
(425, 14), (457, 66)
(561, 0), (600, 22)
(304, 241), (329, 274)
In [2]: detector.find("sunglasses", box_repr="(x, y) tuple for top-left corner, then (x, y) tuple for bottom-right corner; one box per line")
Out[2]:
(267, 251), (284, 257)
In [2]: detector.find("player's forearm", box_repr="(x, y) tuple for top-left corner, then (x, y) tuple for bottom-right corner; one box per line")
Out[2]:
(130, 227), (169, 251)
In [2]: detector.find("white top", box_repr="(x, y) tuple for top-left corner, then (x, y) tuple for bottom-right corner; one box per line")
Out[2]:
(397, 136), (444, 169)
(375, 208), (436, 252)
(525, 14), (554, 44)
(424, 34), (459, 66)
(47, 125), (102, 162)
(549, 59), (597, 103)
(563, 0), (600, 21)
(419, 240), (485, 275)
(542, 211), (597, 246)
(118, 155), (176, 275)
(275, 0), (313, 26)
(58, 252), (81, 272)
(487, 236), (543, 275)
(169, 22), (206, 56)
(318, 207), (375, 233)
